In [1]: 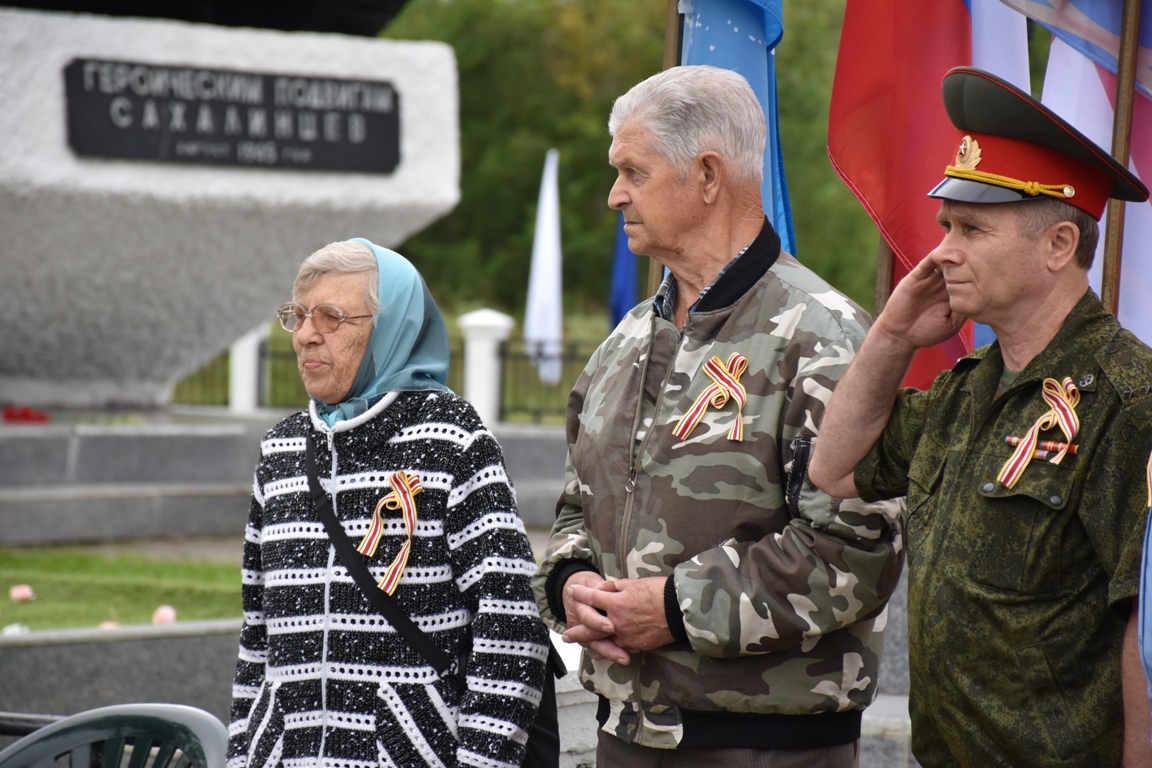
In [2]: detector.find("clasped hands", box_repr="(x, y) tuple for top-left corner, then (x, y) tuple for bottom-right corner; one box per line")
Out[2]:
(561, 571), (674, 665)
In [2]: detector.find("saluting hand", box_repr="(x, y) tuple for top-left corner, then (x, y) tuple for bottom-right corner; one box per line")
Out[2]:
(876, 255), (967, 350)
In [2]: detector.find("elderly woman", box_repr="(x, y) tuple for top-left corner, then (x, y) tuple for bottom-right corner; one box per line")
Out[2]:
(228, 238), (548, 768)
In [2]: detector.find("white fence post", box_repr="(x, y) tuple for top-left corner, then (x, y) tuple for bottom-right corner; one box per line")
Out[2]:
(229, 324), (269, 414)
(457, 309), (516, 426)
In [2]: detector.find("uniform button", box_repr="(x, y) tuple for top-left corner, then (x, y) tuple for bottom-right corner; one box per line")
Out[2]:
(1049, 495), (1063, 506)
(981, 482), (995, 493)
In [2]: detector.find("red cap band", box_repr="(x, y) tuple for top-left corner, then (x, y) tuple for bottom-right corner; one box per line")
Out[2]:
(943, 130), (1113, 218)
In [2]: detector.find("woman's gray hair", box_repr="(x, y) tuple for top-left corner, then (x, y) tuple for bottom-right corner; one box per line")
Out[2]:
(608, 65), (766, 184)
(292, 240), (380, 313)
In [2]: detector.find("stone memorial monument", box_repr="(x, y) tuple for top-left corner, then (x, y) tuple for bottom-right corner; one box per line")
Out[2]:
(0, 7), (458, 408)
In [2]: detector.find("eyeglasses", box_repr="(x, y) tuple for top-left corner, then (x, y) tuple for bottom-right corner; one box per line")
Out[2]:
(277, 303), (372, 333)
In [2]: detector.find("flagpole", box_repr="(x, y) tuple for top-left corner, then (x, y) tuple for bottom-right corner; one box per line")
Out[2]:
(662, 0), (682, 71)
(874, 240), (895, 314)
(647, 0), (684, 297)
(1100, 0), (1142, 315)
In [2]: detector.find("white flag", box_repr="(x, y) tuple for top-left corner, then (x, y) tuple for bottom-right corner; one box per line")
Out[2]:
(524, 148), (563, 384)
(1042, 36), (1152, 345)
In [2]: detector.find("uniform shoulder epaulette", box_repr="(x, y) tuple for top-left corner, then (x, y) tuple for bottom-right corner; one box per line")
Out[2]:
(952, 344), (991, 374)
(1095, 328), (1152, 403)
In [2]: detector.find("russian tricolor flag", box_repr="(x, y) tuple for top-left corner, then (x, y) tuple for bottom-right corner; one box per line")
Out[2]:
(1002, 0), (1152, 346)
(828, 0), (1029, 389)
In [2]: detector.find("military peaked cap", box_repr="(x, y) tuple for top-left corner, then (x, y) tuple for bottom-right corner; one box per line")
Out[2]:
(928, 66), (1148, 220)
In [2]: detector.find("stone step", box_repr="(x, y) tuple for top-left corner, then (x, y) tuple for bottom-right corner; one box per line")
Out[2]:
(0, 421), (568, 487)
(0, 483), (251, 546)
(0, 480), (564, 546)
(0, 420), (567, 543)
(510, 478), (562, 529)
(0, 423), (263, 488)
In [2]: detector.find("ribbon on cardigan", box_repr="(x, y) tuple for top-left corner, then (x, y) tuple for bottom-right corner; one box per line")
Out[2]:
(356, 470), (423, 595)
(673, 352), (749, 442)
(997, 377), (1080, 489)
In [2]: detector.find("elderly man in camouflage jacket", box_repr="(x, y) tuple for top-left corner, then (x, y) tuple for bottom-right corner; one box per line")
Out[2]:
(532, 65), (904, 767)
(809, 68), (1152, 767)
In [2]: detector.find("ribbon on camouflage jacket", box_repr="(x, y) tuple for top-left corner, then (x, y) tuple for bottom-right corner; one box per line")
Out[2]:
(356, 470), (423, 594)
(673, 352), (749, 442)
(997, 377), (1080, 489)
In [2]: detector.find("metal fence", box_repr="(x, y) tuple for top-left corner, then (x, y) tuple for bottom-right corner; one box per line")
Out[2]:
(173, 338), (597, 425)
(498, 340), (593, 424)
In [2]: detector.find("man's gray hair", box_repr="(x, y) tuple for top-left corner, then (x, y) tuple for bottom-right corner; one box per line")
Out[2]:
(293, 240), (380, 313)
(1014, 199), (1100, 269)
(608, 65), (766, 184)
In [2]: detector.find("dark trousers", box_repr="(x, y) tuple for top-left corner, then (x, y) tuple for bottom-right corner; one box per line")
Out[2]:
(596, 730), (859, 768)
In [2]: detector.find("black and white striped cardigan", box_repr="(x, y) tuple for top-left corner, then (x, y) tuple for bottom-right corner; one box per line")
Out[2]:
(228, 390), (548, 768)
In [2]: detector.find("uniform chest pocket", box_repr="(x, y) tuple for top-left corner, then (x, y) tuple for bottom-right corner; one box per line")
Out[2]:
(962, 459), (1077, 595)
(904, 449), (945, 563)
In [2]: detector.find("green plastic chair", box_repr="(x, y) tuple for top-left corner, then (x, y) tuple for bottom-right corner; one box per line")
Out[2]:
(0, 703), (228, 768)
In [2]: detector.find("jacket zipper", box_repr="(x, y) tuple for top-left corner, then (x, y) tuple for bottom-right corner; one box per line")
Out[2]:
(618, 311), (659, 568)
(619, 312), (684, 741)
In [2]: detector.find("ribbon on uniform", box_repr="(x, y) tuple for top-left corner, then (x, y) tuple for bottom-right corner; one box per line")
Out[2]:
(356, 470), (423, 595)
(997, 377), (1080, 489)
(673, 352), (749, 442)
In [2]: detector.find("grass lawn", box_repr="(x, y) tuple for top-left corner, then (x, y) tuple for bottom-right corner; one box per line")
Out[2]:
(0, 549), (242, 633)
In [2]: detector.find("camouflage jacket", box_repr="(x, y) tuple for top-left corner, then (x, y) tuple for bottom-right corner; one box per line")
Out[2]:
(534, 222), (904, 749)
(857, 291), (1152, 768)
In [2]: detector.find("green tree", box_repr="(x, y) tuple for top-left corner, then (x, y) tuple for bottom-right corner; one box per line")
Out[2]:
(385, 0), (883, 315)
(384, 0), (666, 314)
(777, 0), (880, 308)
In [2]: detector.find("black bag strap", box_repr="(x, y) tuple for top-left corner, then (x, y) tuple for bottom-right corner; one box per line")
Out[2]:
(305, 436), (454, 676)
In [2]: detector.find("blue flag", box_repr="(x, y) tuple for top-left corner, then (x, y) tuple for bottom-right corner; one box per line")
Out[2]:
(681, 0), (796, 255)
(609, 211), (639, 328)
(1141, 453), (1152, 704)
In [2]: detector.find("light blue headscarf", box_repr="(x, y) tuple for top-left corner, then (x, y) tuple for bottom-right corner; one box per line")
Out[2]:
(314, 238), (451, 426)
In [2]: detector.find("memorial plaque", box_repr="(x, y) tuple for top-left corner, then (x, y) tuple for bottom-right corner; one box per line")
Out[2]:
(64, 58), (400, 173)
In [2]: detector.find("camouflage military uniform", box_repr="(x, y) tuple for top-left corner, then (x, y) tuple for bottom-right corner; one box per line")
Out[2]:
(534, 221), (904, 750)
(856, 291), (1152, 767)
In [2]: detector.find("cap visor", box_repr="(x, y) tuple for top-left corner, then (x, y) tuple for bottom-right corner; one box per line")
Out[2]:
(928, 177), (1036, 205)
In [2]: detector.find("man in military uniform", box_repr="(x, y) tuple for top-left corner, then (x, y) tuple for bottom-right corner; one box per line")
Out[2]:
(809, 67), (1152, 767)
(533, 65), (904, 767)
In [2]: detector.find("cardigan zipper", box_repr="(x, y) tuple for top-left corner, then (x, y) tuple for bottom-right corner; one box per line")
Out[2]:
(317, 430), (338, 758)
